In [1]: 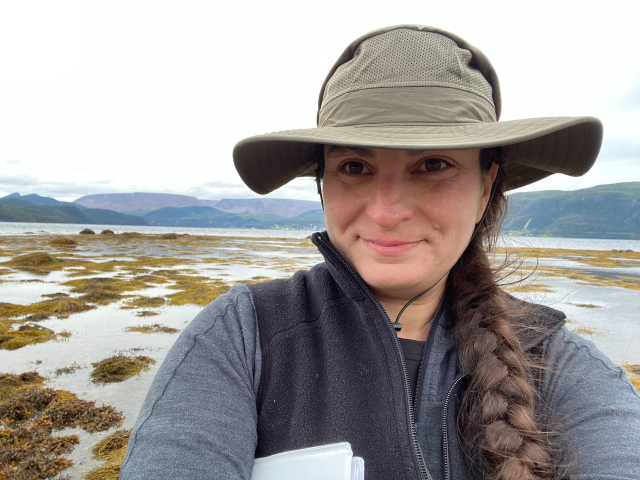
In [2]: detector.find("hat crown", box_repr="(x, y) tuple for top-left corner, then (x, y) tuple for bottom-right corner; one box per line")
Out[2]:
(321, 28), (495, 113)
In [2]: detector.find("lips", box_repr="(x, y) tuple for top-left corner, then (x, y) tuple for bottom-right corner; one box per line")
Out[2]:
(362, 238), (420, 255)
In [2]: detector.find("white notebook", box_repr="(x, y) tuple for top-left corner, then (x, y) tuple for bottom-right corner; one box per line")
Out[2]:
(250, 442), (365, 480)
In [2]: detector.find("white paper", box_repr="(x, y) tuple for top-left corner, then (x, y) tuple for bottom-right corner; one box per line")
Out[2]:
(250, 442), (365, 480)
(351, 456), (365, 480)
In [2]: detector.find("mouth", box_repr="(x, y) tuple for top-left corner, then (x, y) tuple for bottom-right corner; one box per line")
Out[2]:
(362, 238), (421, 256)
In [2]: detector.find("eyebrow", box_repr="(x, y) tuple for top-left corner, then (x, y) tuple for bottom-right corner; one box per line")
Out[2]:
(324, 145), (430, 158)
(325, 146), (375, 158)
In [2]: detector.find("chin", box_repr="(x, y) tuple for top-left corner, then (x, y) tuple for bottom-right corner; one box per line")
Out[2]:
(359, 265), (426, 294)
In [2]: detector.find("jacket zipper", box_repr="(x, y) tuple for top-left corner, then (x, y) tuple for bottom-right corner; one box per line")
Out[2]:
(442, 375), (465, 480)
(314, 233), (428, 480)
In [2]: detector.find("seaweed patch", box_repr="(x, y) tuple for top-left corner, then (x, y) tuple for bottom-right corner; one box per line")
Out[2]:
(566, 318), (608, 337)
(124, 324), (180, 334)
(48, 237), (78, 248)
(121, 296), (165, 310)
(0, 371), (123, 479)
(90, 355), (156, 384)
(566, 302), (603, 309)
(0, 323), (72, 351)
(621, 364), (640, 391)
(85, 429), (131, 480)
(0, 297), (96, 321)
(55, 362), (85, 376)
(5, 252), (60, 273)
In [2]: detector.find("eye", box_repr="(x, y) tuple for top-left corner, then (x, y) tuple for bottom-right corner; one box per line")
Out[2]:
(418, 158), (450, 172)
(340, 161), (371, 175)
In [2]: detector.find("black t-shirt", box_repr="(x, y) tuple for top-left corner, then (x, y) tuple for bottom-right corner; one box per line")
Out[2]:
(398, 338), (425, 402)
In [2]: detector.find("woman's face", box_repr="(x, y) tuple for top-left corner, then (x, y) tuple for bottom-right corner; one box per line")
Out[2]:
(322, 146), (498, 301)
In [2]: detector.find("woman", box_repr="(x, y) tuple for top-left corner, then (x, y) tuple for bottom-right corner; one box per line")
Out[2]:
(121, 25), (640, 479)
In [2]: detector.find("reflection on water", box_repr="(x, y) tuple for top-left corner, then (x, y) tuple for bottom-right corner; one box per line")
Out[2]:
(0, 229), (638, 479)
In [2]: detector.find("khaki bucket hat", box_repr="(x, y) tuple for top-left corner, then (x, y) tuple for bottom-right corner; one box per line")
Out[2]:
(233, 25), (603, 194)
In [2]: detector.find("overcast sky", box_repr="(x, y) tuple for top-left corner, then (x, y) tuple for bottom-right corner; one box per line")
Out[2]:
(1, 1), (638, 202)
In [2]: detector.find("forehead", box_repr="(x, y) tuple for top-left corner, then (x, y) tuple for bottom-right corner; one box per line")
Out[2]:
(323, 146), (482, 162)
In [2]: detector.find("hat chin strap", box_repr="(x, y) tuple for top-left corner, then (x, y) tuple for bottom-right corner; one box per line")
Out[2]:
(316, 177), (325, 210)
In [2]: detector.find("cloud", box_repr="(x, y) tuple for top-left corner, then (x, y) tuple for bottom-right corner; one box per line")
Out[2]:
(2, 159), (19, 166)
(183, 176), (320, 202)
(514, 157), (640, 194)
(598, 139), (640, 162)
(0, 176), (143, 202)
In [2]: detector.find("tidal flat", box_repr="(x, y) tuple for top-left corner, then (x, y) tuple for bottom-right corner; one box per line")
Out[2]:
(0, 231), (638, 479)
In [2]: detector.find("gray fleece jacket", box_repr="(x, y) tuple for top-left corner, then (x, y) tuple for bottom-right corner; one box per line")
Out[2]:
(121, 237), (640, 480)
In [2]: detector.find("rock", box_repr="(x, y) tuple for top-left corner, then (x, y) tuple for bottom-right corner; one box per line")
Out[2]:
(161, 233), (178, 239)
(100, 229), (115, 235)
(79, 228), (95, 235)
(18, 323), (55, 334)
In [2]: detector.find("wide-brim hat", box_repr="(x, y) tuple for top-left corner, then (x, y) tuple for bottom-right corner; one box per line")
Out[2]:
(233, 25), (603, 194)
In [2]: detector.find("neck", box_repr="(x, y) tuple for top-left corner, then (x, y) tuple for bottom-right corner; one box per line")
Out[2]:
(374, 280), (447, 341)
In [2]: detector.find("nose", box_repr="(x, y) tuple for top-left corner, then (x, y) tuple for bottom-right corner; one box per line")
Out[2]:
(366, 175), (414, 228)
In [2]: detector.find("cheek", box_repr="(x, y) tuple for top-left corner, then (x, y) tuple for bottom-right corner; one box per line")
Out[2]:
(322, 180), (363, 246)
(420, 179), (483, 232)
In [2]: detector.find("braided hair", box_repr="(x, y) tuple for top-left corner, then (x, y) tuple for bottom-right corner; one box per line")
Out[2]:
(448, 148), (558, 479)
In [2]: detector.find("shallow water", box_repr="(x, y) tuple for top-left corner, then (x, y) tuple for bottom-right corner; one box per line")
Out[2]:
(0, 222), (317, 238)
(0, 230), (638, 479)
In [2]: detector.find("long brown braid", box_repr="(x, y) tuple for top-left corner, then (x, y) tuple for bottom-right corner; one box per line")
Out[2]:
(448, 148), (557, 479)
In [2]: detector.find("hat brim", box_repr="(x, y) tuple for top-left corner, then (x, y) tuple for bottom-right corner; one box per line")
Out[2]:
(233, 116), (603, 194)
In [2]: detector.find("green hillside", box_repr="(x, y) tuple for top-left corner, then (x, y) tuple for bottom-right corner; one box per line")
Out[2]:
(143, 206), (282, 228)
(0, 200), (148, 226)
(273, 209), (326, 230)
(82, 208), (149, 226)
(503, 182), (640, 239)
(3, 192), (86, 209)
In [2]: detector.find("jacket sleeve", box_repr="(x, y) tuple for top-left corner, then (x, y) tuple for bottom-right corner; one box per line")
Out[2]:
(120, 284), (261, 480)
(540, 327), (640, 480)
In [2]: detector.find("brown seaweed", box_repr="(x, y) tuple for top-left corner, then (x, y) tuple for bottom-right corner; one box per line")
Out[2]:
(90, 355), (156, 384)
(0, 372), (123, 479)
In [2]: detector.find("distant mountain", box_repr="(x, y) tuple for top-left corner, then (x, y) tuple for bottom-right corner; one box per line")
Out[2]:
(83, 208), (149, 226)
(504, 182), (640, 239)
(213, 198), (322, 218)
(74, 192), (211, 213)
(74, 192), (321, 218)
(3, 192), (87, 209)
(0, 199), (148, 226)
(143, 206), (281, 228)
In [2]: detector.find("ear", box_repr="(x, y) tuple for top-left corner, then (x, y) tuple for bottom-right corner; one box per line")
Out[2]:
(476, 163), (499, 223)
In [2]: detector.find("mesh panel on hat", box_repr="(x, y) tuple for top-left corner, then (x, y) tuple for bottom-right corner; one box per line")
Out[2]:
(321, 29), (494, 110)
